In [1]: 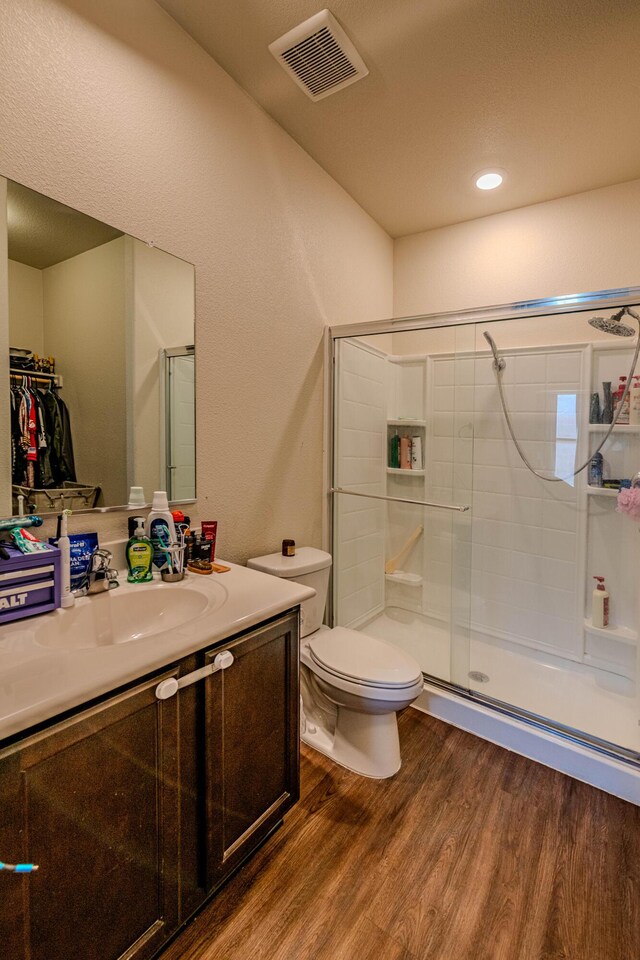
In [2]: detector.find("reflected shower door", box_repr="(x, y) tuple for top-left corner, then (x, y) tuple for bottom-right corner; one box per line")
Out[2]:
(164, 349), (195, 500)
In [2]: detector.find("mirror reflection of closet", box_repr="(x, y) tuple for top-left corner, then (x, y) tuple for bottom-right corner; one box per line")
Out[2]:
(3, 178), (195, 514)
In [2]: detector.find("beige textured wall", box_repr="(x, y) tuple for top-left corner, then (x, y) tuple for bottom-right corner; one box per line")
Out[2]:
(0, 180), (9, 514)
(43, 237), (128, 505)
(394, 180), (640, 318)
(0, 0), (393, 557)
(8, 259), (44, 354)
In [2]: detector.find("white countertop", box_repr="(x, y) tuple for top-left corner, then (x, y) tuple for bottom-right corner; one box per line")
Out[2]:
(0, 561), (314, 743)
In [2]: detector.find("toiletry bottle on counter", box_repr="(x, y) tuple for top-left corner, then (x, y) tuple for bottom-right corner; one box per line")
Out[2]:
(592, 576), (609, 628)
(147, 491), (177, 570)
(126, 523), (154, 583)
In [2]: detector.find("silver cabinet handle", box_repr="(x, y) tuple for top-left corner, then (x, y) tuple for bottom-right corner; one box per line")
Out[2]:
(155, 650), (234, 700)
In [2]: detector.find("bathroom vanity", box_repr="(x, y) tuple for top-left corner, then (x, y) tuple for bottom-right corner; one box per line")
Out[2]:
(0, 563), (313, 960)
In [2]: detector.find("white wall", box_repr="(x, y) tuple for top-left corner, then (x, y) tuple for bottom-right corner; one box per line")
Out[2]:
(0, 181), (9, 514)
(0, 0), (393, 552)
(8, 260), (44, 354)
(394, 179), (640, 318)
(43, 237), (128, 505)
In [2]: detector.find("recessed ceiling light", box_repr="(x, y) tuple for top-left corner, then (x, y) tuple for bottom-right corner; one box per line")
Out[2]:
(475, 170), (504, 191)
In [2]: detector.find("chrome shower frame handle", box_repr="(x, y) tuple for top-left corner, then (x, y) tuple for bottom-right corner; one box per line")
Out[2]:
(330, 487), (470, 512)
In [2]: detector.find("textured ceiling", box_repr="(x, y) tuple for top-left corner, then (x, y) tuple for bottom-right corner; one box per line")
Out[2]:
(156, 0), (640, 237)
(7, 180), (123, 269)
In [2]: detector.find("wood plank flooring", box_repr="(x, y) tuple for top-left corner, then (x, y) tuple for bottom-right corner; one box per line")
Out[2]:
(162, 709), (640, 960)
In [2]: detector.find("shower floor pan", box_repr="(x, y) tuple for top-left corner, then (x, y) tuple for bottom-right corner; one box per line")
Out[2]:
(362, 606), (639, 755)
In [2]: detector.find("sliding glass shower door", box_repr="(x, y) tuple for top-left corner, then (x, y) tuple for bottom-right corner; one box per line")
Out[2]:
(331, 324), (474, 687)
(331, 294), (640, 761)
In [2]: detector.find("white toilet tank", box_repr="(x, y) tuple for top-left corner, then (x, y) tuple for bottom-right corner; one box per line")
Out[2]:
(247, 547), (332, 638)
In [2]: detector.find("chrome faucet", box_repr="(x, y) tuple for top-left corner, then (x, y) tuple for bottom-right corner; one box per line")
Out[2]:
(74, 548), (119, 596)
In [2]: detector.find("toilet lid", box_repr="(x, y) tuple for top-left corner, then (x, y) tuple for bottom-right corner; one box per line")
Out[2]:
(308, 628), (422, 688)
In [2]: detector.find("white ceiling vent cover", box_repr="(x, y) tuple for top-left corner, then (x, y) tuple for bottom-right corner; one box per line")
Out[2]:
(269, 9), (368, 102)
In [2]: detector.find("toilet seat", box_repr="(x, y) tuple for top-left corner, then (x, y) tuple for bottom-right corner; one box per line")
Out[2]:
(308, 627), (422, 690)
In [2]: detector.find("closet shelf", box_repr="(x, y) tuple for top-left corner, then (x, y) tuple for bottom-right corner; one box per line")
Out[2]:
(387, 467), (425, 476)
(583, 618), (637, 644)
(10, 368), (63, 387)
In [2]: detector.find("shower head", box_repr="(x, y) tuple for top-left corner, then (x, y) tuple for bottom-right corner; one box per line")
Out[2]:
(588, 306), (638, 337)
(483, 331), (506, 372)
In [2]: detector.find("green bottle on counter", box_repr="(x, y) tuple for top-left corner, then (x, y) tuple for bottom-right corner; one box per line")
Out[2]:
(126, 523), (154, 583)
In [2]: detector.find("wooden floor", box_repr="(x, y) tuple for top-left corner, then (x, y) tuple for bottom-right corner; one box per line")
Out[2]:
(162, 709), (640, 960)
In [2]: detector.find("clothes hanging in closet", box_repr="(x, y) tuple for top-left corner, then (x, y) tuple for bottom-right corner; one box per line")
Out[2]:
(10, 381), (76, 488)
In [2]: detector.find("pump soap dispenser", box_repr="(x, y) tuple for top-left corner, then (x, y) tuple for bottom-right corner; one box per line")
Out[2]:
(592, 576), (609, 628)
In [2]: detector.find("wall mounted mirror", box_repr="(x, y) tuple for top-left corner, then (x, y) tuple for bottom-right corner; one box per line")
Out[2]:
(2, 179), (195, 514)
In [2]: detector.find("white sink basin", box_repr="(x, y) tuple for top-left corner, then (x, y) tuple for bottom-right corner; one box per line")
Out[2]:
(34, 581), (227, 650)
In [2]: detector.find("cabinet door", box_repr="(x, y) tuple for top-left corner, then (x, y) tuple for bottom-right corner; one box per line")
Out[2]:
(204, 611), (299, 887)
(0, 671), (180, 960)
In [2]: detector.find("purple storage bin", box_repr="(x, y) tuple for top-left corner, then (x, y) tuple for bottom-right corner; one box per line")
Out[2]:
(0, 544), (61, 624)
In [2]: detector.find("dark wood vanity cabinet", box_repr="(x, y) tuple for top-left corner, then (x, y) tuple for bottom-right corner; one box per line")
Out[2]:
(0, 671), (181, 960)
(203, 613), (300, 888)
(0, 609), (300, 960)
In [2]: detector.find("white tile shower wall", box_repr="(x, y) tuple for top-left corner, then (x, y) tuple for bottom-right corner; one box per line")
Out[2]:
(431, 348), (584, 658)
(335, 339), (386, 627)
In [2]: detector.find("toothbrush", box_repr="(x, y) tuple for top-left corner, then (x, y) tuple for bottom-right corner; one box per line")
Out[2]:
(0, 861), (39, 873)
(59, 509), (75, 608)
(156, 528), (173, 573)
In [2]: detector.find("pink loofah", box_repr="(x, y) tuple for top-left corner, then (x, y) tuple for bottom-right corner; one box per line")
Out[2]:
(616, 486), (640, 519)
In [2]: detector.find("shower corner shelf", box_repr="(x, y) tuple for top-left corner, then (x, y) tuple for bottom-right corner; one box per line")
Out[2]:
(583, 618), (637, 644)
(587, 423), (640, 433)
(586, 486), (619, 498)
(385, 571), (423, 587)
(387, 418), (426, 427)
(387, 467), (425, 476)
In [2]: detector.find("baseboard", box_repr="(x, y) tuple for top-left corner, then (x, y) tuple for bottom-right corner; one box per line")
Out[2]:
(412, 682), (640, 806)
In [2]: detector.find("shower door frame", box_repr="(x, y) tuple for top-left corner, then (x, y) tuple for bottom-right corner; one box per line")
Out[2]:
(326, 285), (640, 767)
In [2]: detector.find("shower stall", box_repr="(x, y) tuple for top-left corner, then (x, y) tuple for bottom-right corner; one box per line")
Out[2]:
(328, 289), (640, 769)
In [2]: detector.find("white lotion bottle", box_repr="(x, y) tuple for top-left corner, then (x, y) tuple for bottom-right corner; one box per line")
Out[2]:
(592, 576), (609, 628)
(629, 376), (640, 426)
(146, 491), (177, 570)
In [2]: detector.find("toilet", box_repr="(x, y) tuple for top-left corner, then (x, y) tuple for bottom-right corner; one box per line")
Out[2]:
(247, 547), (423, 778)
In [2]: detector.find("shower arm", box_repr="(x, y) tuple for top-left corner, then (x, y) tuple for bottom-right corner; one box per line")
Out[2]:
(486, 309), (640, 483)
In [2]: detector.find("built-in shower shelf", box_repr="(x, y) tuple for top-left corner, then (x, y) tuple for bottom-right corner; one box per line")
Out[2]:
(387, 468), (425, 476)
(583, 618), (638, 644)
(387, 419), (426, 427)
(385, 571), (423, 586)
(588, 424), (640, 433)
(586, 486), (619, 498)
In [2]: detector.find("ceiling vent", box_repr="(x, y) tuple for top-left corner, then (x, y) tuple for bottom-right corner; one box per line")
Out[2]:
(268, 9), (368, 102)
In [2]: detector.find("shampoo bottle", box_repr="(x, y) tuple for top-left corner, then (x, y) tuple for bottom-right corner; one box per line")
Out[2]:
(147, 491), (177, 570)
(629, 376), (640, 426)
(592, 576), (609, 628)
(615, 377), (630, 423)
(126, 523), (154, 583)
